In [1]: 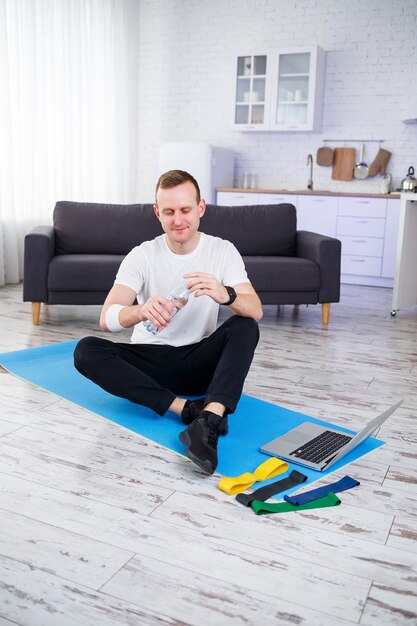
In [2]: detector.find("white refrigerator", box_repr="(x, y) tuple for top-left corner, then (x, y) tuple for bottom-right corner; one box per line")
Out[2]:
(158, 141), (234, 203)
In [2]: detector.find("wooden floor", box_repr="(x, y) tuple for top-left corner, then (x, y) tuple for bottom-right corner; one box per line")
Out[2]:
(0, 283), (416, 626)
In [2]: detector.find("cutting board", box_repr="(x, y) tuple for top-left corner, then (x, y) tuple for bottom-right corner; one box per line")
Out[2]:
(332, 147), (356, 181)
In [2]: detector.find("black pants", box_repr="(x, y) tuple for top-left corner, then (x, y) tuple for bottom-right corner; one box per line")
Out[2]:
(73, 315), (259, 417)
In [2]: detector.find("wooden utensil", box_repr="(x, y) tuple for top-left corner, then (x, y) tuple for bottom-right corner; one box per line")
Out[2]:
(316, 145), (333, 166)
(331, 147), (356, 181)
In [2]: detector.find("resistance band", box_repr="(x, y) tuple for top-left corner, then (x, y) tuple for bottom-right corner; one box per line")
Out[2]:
(236, 469), (307, 507)
(251, 491), (341, 515)
(283, 475), (360, 506)
(218, 457), (288, 495)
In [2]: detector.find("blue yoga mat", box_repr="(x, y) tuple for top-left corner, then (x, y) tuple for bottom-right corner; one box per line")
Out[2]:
(0, 340), (383, 493)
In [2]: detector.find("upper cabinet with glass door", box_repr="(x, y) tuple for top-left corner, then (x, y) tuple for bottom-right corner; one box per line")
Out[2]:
(270, 46), (326, 131)
(234, 54), (269, 130)
(233, 46), (326, 132)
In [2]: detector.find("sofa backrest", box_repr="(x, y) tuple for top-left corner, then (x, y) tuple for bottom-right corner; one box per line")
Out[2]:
(203, 204), (296, 256)
(54, 202), (160, 254)
(53, 200), (296, 256)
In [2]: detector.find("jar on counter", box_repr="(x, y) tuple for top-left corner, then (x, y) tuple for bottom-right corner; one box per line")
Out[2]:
(380, 173), (392, 194)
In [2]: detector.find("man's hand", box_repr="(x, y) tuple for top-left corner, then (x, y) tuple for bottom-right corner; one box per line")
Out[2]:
(184, 272), (229, 304)
(183, 272), (263, 321)
(100, 283), (177, 332)
(139, 295), (176, 330)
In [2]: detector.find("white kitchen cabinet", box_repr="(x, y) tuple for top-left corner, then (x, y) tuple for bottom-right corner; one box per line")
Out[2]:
(216, 191), (259, 206)
(338, 197), (387, 217)
(216, 191), (297, 206)
(338, 236), (384, 258)
(256, 193), (296, 205)
(233, 55), (269, 130)
(296, 195), (338, 237)
(233, 46), (326, 132)
(337, 216), (386, 238)
(337, 196), (401, 286)
(341, 256), (382, 277)
(216, 190), (400, 287)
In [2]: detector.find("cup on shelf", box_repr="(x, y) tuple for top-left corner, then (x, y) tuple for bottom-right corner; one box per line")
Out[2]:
(294, 90), (303, 101)
(243, 91), (250, 102)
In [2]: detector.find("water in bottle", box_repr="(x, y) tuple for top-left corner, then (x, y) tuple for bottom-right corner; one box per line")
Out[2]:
(143, 286), (189, 335)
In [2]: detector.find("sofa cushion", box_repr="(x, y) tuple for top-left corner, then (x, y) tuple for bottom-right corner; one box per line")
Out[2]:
(48, 254), (123, 291)
(48, 291), (109, 305)
(203, 204), (296, 256)
(54, 202), (160, 255)
(243, 256), (320, 292)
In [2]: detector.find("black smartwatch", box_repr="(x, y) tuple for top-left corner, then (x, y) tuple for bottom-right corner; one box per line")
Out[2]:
(223, 285), (237, 305)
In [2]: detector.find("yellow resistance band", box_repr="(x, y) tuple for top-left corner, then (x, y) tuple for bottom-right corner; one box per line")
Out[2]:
(218, 457), (289, 495)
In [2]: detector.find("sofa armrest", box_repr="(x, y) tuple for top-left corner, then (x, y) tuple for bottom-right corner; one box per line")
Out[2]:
(296, 230), (341, 303)
(23, 226), (55, 303)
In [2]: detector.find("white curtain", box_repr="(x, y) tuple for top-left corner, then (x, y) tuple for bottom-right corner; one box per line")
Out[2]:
(0, 0), (139, 285)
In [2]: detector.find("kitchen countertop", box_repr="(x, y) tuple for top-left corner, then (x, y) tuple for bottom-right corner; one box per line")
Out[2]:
(217, 188), (400, 199)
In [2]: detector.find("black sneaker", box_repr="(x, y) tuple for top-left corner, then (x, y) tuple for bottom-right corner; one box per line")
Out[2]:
(180, 398), (206, 425)
(179, 410), (223, 474)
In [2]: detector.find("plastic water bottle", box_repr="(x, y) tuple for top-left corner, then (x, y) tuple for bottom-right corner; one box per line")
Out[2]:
(143, 286), (189, 335)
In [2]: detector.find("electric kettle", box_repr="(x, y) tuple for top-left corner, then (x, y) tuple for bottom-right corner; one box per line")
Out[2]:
(401, 166), (417, 191)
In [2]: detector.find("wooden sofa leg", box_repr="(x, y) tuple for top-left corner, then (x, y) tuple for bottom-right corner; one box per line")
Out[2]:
(322, 303), (330, 325)
(32, 302), (41, 325)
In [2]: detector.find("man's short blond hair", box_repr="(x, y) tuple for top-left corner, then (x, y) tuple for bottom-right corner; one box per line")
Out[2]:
(155, 170), (201, 203)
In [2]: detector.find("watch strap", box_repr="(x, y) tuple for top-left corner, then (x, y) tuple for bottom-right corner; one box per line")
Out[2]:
(223, 285), (237, 305)
(235, 469), (307, 507)
(283, 475), (360, 506)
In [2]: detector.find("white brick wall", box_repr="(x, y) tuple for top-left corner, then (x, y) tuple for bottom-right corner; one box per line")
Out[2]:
(136, 0), (417, 201)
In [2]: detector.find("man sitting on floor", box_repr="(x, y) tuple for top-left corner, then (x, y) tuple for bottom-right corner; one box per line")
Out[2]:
(74, 169), (262, 474)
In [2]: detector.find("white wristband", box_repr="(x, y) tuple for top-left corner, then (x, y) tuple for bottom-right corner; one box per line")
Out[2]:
(105, 304), (127, 332)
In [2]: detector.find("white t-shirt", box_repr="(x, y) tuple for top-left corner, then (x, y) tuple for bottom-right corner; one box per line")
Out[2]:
(114, 232), (250, 347)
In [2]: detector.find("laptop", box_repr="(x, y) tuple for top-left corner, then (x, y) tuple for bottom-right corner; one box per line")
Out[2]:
(259, 400), (403, 471)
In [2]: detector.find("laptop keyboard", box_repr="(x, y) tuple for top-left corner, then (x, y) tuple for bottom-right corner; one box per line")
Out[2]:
(290, 430), (352, 464)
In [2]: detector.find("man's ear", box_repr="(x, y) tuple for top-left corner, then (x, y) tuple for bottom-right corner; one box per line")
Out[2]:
(199, 199), (206, 218)
(153, 204), (161, 221)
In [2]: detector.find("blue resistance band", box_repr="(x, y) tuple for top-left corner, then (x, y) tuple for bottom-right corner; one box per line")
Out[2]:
(283, 475), (360, 506)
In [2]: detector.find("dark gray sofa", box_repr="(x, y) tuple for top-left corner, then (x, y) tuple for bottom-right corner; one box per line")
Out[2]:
(23, 200), (341, 325)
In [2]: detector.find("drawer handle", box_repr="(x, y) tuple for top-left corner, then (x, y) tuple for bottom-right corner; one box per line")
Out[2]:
(353, 239), (367, 243)
(351, 259), (365, 262)
(355, 220), (369, 223)
(358, 200), (371, 204)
